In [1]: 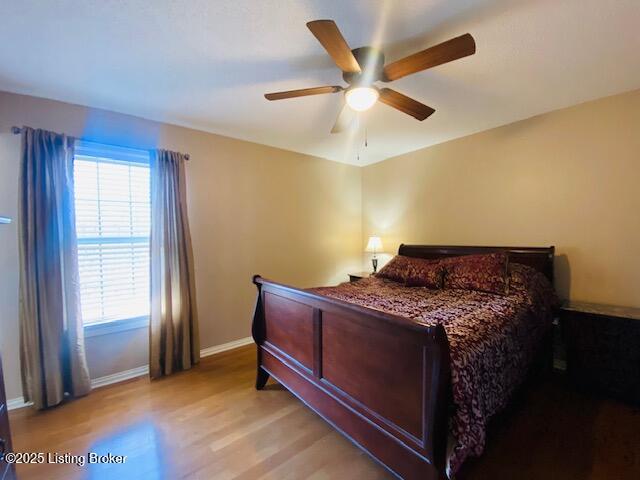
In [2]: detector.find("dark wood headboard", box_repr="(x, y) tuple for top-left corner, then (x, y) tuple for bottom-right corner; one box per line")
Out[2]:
(398, 244), (555, 283)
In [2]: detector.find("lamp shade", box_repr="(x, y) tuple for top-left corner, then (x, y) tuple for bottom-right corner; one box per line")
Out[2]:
(365, 236), (383, 253)
(345, 87), (379, 112)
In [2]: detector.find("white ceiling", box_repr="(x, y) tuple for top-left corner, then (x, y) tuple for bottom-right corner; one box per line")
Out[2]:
(1, 0), (639, 165)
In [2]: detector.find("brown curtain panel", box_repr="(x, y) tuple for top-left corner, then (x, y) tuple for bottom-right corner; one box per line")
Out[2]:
(18, 127), (92, 409)
(149, 149), (199, 378)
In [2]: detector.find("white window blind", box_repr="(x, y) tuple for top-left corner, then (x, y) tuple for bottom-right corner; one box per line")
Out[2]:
(73, 141), (151, 326)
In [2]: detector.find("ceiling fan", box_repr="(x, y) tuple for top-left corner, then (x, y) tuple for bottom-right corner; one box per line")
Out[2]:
(264, 20), (476, 133)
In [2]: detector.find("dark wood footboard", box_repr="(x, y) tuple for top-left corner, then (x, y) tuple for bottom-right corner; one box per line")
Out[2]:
(251, 275), (451, 480)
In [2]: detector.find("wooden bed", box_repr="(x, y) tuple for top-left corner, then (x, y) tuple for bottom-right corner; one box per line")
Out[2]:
(251, 245), (555, 480)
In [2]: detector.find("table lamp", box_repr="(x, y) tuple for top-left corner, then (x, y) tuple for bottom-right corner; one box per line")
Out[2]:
(365, 236), (383, 273)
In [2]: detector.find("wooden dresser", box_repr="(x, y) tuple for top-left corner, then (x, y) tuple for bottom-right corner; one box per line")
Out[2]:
(560, 301), (640, 404)
(0, 355), (15, 480)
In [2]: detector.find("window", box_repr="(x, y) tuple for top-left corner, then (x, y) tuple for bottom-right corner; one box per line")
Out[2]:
(73, 141), (151, 335)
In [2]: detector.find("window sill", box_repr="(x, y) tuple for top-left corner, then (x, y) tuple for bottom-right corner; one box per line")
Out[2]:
(84, 316), (149, 338)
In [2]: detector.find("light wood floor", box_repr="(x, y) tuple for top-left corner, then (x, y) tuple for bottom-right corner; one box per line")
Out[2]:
(9, 345), (640, 479)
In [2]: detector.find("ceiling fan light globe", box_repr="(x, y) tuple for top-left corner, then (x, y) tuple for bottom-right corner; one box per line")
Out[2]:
(345, 87), (379, 112)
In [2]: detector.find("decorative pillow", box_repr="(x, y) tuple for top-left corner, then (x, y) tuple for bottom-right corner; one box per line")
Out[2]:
(508, 262), (541, 292)
(509, 262), (559, 312)
(441, 252), (509, 295)
(404, 257), (445, 289)
(375, 255), (413, 283)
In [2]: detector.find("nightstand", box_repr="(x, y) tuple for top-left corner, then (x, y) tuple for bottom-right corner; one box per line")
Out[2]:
(559, 301), (640, 404)
(348, 271), (372, 282)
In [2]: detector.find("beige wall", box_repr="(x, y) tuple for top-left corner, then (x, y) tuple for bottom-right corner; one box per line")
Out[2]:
(362, 89), (640, 308)
(0, 91), (362, 400)
(2, 87), (638, 401)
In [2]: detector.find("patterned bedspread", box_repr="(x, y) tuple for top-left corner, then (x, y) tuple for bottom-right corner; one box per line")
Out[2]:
(309, 265), (557, 476)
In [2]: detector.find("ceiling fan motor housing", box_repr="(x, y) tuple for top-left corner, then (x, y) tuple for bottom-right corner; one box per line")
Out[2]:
(343, 47), (386, 86)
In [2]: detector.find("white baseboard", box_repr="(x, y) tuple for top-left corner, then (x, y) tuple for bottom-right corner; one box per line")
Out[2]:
(200, 336), (253, 358)
(90, 364), (150, 389)
(7, 336), (255, 411)
(7, 397), (32, 411)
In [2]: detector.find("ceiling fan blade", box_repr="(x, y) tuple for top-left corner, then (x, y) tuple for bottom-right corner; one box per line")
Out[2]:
(264, 86), (343, 101)
(307, 20), (361, 73)
(378, 88), (435, 121)
(383, 33), (476, 81)
(331, 104), (358, 134)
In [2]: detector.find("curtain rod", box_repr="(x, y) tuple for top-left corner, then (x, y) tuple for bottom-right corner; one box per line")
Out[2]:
(10, 126), (190, 160)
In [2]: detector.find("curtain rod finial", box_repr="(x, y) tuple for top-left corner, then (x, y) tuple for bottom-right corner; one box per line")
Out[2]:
(11, 126), (21, 134)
